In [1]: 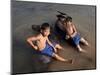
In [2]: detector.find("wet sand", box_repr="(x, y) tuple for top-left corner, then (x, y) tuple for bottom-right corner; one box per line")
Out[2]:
(12, 1), (96, 74)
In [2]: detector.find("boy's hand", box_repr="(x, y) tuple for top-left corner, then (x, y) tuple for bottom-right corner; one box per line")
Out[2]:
(71, 32), (77, 38)
(65, 35), (70, 40)
(54, 47), (57, 53)
(34, 46), (38, 50)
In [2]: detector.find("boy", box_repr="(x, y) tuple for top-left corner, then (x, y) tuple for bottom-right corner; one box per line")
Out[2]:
(55, 14), (67, 39)
(63, 16), (89, 52)
(27, 23), (72, 63)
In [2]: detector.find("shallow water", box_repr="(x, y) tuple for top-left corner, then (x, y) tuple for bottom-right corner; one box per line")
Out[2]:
(12, 1), (96, 74)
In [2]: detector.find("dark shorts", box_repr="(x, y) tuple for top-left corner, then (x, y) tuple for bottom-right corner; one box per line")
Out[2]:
(72, 33), (81, 46)
(54, 24), (66, 39)
(40, 43), (56, 57)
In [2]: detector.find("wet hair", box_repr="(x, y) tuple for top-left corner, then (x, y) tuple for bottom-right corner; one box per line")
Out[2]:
(40, 23), (50, 30)
(56, 14), (66, 18)
(57, 15), (66, 22)
(66, 16), (72, 22)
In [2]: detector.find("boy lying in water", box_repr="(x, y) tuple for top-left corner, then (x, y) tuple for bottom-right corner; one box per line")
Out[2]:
(27, 23), (72, 63)
(62, 16), (89, 52)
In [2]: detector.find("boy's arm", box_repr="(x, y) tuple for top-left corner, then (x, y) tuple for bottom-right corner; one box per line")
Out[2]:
(65, 28), (72, 38)
(47, 38), (54, 47)
(63, 22), (72, 38)
(70, 24), (77, 38)
(47, 38), (57, 53)
(27, 34), (41, 50)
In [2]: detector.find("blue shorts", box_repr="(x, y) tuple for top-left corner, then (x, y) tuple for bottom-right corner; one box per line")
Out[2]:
(72, 33), (81, 46)
(40, 43), (56, 57)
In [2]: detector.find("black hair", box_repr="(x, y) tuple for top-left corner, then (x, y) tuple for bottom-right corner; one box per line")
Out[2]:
(40, 23), (50, 30)
(56, 14), (66, 19)
(66, 16), (72, 22)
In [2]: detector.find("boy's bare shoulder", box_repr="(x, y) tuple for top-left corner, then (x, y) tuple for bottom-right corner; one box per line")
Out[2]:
(71, 23), (76, 27)
(72, 23), (75, 26)
(28, 33), (42, 39)
(38, 33), (43, 37)
(35, 33), (43, 38)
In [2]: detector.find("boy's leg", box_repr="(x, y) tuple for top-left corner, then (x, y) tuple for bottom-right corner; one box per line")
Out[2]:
(76, 44), (86, 53)
(76, 44), (82, 51)
(52, 53), (72, 63)
(55, 44), (63, 50)
(80, 37), (89, 46)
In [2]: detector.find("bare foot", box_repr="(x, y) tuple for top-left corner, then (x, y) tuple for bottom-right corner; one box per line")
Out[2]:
(77, 47), (87, 53)
(65, 59), (73, 64)
(55, 44), (64, 50)
(58, 47), (63, 50)
(79, 49), (87, 53)
(81, 38), (89, 46)
(84, 40), (89, 46)
(80, 50), (87, 53)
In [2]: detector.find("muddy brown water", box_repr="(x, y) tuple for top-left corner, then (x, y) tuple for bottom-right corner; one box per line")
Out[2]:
(12, 1), (96, 74)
